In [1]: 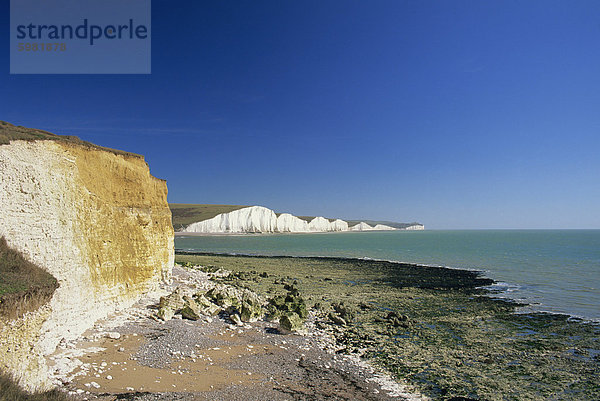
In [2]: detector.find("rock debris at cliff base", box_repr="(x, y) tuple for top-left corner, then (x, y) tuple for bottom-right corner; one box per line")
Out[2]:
(50, 265), (418, 401)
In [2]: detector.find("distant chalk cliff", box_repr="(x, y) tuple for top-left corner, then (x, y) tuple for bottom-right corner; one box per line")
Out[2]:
(180, 205), (423, 234)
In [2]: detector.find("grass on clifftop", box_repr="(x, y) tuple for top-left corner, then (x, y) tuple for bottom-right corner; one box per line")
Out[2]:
(0, 237), (58, 319)
(170, 204), (249, 230)
(0, 372), (73, 401)
(0, 120), (140, 158)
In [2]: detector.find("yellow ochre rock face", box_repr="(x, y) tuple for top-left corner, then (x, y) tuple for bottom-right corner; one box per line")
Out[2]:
(72, 144), (173, 294)
(0, 138), (174, 390)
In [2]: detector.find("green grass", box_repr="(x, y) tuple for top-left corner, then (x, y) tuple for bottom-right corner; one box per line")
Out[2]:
(0, 237), (58, 319)
(170, 204), (249, 230)
(0, 120), (140, 158)
(0, 372), (74, 401)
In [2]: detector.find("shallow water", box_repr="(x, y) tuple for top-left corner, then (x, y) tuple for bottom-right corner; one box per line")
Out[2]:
(175, 230), (600, 321)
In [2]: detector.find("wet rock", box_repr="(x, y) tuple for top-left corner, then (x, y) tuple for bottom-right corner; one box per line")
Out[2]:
(328, 312), (347, 326)
(283, 283), (300, 296)
(239, 290), (264, 322)
(280, 312), (304, 332)
(205, 285), (241, 308)
(332, 302), (356, 322)
(386, 311), (410, 327)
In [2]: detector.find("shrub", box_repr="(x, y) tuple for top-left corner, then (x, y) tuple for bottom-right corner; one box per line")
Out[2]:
(0, 237), (58, 319)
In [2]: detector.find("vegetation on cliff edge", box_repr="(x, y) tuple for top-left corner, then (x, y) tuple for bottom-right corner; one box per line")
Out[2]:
(0, 371), (73, 401)
(0, 120), (140, 158)
(0, 237), (58, 320)
(170, 204), (250, 230)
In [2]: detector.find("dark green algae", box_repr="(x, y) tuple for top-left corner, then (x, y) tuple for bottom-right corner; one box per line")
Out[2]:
(176, 252), (600, 401)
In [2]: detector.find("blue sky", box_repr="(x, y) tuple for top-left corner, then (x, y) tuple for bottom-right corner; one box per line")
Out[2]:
(1, 1), (599, 229)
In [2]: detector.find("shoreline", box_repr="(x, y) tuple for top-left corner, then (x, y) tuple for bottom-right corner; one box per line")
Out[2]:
(49, 253), (600, 400)
(52, 265), (422, 401)
(174, 230), (410, 237)
(175, 250), (600, 324)
(174, 253), (600, 400)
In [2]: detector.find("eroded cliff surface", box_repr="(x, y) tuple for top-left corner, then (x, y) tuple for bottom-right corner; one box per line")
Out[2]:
(0, 132), (174, 390)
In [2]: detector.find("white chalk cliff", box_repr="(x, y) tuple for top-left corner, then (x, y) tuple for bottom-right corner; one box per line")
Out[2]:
(351, 222), (374, 231)
(0, 128), (173, 390)
(405, 224), (425, 230)
(276, 213), (310, 232)
(182, 206), (406, 234)
(373, 224), (397, 231)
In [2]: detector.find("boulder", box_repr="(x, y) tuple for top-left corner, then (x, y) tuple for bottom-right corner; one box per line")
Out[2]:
(157, 288), (186, 321)
(180, 296), (202, 320)
(239, 290), (264, 322)
(328, 312), (347, 326)
(193, 294), (222, 316)
(230, 313), (243, 326)
(181, 304), (201, 321)
(159, 288), (185, 310)
(280, 312), (304, 332)
(205, 285), (241, 308)
(157, 306), (175, 321)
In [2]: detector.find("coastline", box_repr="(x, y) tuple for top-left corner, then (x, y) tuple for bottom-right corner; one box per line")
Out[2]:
(174, 230), (407, 237)
(52, 264), (423, 401)
(45, 251), (600, 400)
(174, 230), (600, 323)
(177, 250), (600, 324)
(174, 252), (600, 400)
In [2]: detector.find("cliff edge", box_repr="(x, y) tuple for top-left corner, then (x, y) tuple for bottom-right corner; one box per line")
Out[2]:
(0, 121), (174, 390)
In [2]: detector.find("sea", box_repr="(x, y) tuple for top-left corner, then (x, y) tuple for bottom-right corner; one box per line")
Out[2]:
(175, 230), (600, 322)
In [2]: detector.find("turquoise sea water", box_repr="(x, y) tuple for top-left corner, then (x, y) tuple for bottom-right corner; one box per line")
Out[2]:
(175, 230), (600, 321)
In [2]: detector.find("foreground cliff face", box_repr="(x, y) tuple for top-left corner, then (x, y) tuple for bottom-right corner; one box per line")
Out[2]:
(0, 129), (174, 390)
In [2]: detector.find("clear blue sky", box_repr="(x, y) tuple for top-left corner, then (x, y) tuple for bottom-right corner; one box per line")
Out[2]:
(2, 1), (599, 229)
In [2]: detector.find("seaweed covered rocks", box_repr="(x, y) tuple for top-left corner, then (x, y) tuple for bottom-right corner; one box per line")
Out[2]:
(266, 285), (309, 332)
(327, 302), (357, 326)
(205, 285), (265, 323)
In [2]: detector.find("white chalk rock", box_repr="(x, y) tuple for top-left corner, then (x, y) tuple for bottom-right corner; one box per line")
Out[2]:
(184, 206), (277, 233)
(351, 222), (375, 231)
(373, 224), (396, 231)
(308, 217), (332, 232)
(276, 213), (309, 232)
(331, 219), (349, 232)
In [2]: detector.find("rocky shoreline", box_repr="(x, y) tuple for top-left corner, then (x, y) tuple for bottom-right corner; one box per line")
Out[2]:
(48, 264), (422, 401)
(47, 253), (600, 400)
(174, 253), (600, 401)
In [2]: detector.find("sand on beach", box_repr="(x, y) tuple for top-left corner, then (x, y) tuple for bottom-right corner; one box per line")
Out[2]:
(49, 265), (419, 401)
